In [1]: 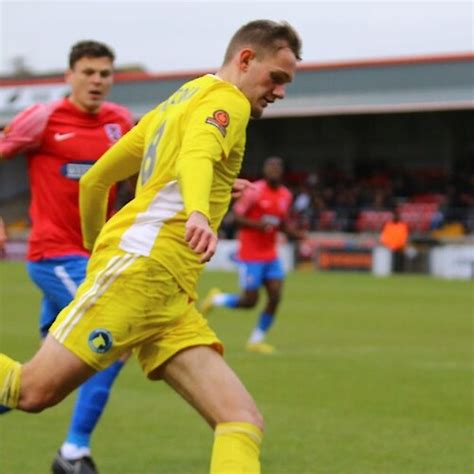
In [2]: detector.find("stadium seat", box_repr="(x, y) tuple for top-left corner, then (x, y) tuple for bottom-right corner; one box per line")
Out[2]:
(356, 210), (394, 232)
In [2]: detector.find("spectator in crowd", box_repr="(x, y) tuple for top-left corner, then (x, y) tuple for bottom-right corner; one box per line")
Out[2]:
(292, 181), (315, 231)
(0, 216), (6, 258)
(380, 210), (410, 272)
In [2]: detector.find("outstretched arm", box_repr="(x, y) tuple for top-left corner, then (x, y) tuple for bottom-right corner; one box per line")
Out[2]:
(234, 213), (276, 233)
(80, 145), (142, 250)
(231, 178), (253, 199)
(80, 116), (151, 250)
(0, 104), (50, 160)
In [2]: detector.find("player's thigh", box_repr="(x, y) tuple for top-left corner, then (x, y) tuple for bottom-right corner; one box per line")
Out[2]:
(135, 288), (261, 427)
(136, 292), (224, 379)
(263, 258), (285, 284)
(20, 335), (95, 410)
(161, 345), (263, 430)
(237, 261), (264, 291)
(57, 255), (89, 295)
(27, 257), (88, 308)
(49, 251), (149, 372)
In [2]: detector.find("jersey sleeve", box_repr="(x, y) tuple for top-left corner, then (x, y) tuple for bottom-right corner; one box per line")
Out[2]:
(0, 103), (50, 159)
(80, 110), (155, 250)
(176, 86), (250, 219)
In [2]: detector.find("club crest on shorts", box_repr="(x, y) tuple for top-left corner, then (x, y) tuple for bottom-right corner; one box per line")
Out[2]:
(104, 123), (122, 142)
(205, 110), (229, 137)
(88, 329), (113, 353)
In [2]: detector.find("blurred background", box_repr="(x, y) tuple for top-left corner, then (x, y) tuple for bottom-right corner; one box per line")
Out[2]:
(1, 0), (473, 278)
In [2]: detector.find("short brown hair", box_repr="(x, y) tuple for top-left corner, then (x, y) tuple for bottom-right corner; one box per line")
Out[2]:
(69, 40), (115, 68)
(223, 20), (302, 64)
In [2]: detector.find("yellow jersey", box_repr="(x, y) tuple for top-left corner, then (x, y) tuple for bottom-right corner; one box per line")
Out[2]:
(80, 74), (251, 298)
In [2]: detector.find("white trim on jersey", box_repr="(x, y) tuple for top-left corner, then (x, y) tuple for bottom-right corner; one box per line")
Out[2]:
(119, 180), (184, 256)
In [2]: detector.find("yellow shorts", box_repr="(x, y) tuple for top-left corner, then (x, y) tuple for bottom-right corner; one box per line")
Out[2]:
(50, 248), (223, 378)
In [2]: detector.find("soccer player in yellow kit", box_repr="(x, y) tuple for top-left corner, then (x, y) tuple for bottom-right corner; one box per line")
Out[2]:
(0, 20), (301, 472)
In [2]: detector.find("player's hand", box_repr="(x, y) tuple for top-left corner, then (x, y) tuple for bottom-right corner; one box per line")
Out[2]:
(185, 211), (217, 263)
(231, 178), (255, 199)
(259, 215), (280, 233)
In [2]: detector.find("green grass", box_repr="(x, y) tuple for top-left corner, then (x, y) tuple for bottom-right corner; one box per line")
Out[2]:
(0, 261), (473, 473)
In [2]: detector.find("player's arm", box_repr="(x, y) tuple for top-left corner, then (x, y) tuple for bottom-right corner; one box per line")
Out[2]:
(280, 194), (306, 239)
(234, 213), (274, 232)
(0, 104), (48, 160)
(231, 178), (254, 199)
(176, 88), (250, 262)
(233, 187), (275, 232)
(80, 110), (154, 250)
(177, 118), (222, 263)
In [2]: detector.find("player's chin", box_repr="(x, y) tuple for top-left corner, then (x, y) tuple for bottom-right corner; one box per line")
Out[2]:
(85, 97), (103, 112)
(250, 106), (264, 119)
(88, 93), (104, 105)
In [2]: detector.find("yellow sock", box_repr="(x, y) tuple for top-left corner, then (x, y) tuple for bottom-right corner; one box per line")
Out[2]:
(0, 354), (21, 408)
(210, 421), (263, 474)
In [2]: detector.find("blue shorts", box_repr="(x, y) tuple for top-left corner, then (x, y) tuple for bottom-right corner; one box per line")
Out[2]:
(27, 255), (89, 337)
(236, 258), (285, 291)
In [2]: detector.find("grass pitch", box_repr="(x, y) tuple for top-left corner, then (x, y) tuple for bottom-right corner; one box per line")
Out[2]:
(0, 261), (472, 473)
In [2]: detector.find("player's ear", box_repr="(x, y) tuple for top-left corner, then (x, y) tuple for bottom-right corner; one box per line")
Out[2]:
(238, 48), (256, 72)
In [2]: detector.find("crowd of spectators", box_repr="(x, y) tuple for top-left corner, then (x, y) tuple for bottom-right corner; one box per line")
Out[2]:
(219, 163), (473, 239)
(2, 164), (473, 244)
(287, 164), (474, 235)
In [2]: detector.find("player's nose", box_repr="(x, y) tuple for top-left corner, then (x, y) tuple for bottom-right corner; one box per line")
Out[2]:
(90, 72), (103, 83)
(273, 84), (286, 100)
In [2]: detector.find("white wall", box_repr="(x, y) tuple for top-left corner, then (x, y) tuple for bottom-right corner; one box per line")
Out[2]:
(205, 240), (295, 272)
(430, 245), (474, 280)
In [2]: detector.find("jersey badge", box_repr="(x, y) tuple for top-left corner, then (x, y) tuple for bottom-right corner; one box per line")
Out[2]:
(205, 110), (229, 137)
(104, 123), (122, 142)
(88, 328), (113, 354)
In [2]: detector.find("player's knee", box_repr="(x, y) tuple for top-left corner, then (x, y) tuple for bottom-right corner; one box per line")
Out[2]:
(19, 387), (61, 413)
(239, 405), (265, 432)
(240, 294), (258, 308)
(250, 406), (265, 432)
(220, 404), (264, 432)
